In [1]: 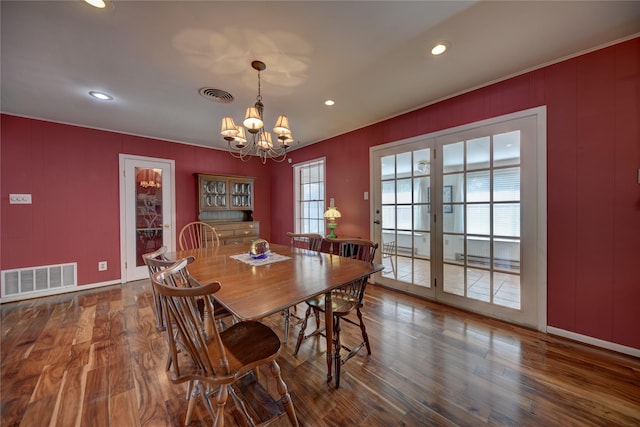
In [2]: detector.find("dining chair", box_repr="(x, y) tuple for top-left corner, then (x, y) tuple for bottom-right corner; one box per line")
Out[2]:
(382, 239), (397, 275)
(152, 258), (299, 427)
(143, 246), (234, 333)
(179, 221), (219, 250)
(293, 238), (378, 387)
(279, 232), (325, 343)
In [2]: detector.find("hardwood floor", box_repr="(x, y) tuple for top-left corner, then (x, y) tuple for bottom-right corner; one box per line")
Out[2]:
(2, 280), (639, 426)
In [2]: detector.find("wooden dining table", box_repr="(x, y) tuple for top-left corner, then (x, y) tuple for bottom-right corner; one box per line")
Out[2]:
(167, 242), (383, 387)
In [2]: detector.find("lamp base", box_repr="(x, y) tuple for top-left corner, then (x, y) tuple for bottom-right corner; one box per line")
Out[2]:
(326, 223), (338, 239)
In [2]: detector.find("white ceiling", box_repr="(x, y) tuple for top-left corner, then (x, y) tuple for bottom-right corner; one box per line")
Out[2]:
(2, 1), (639, 153)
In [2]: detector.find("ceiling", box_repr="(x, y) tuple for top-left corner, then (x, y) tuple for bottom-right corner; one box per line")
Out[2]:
(2, 1), (639, 153)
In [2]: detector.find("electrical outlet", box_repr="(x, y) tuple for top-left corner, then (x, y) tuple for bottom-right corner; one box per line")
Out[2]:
(98, 261), (108, 271)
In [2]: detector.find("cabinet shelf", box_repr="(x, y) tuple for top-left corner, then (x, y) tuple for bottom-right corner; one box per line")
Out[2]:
(196, 173), (259, 245)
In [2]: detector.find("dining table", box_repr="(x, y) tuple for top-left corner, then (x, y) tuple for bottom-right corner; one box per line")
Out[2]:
(166, 242), (383, 387)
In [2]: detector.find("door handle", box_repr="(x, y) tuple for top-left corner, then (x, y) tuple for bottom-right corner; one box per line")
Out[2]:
(163, 224), (170, 228)
(373, 220), (381, 224)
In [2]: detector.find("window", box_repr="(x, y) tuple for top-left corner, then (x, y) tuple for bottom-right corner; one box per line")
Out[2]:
(294, 158), (325, 234)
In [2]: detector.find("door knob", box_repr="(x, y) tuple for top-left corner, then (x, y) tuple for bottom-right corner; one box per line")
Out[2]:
(373, 220), (381, 224)
(163, 224), (170, 228)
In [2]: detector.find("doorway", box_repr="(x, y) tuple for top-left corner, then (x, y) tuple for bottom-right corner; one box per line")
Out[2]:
(119, 154), (176, 282)
(371, 107), (546, 329)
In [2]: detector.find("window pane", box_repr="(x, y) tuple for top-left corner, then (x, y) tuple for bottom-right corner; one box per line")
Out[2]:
(493, 167), (520, 202)
(467, 136), (490, 170)
(467, 204), (490, 235)
(381, 155), (395, 180)
(397, 152), (412, 179)
(413, 205), (430, 232)
(494, 131), (520, 167)
(443, 234), (464, 263)
(443, 205), (464, 233)
(443, 141), (464, 173)
(414, 148), (431, 176)
(444, 173), (464, 203)
(413, 176), (430, 203)
(382, 205), (396, 229)
(493, 203), (520, 237)
(397, 205), (412, 230)
(382, 181), (395, 204)
(467, 170), (490, 202)
(397, 179), (412, 204)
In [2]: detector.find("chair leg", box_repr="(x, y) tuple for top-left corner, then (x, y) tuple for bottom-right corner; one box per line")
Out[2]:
(357, 308), (371, 355)
(184, 381), (197, 426)
(212, 384), (229, 427)
(283, 308), (290, 343)
(334, 315), (342, 388)
(293, 305), (313, 355)
(270, 360), (299, 427)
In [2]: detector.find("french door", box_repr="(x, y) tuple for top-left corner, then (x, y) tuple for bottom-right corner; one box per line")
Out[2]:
(119, 154), (176, 282)
(371, 108), (546, 329)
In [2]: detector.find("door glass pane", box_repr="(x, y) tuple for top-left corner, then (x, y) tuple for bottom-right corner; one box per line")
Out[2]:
(382, 181), (396, 204)
(443, 206), (464, 234)
(413, 205), (430, 231)
(381, 155), (395, 180)
(493, 131), (520, 167)
(414, 148), (431, 176)
(494, 167), (520, 201)
(443, 173), (464, 203)
(397, 179), (412, 204)
(397, 152), (412, 178)
(466, 136), (490, 170)
(494, 238), (520, 273)
(494, 203), (520, 237)
(443, 234), (464, 263)
(382, 205), (396, 228)
(135, 167), (163, 266)
(467, 267), (490, 302)
(467, 204), (490, 235)
(466, 237), (490, 268)
(443, 141), (464, 173)
(467, 171), (490, 202)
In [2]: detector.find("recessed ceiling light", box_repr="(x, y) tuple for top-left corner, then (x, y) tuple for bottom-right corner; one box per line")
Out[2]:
(84, 0), (106, 8)
(324, 99), (335, 106)
(83, 0), (114, 10)
(89, 91), (113, 101)
(431, 43), (448, 56)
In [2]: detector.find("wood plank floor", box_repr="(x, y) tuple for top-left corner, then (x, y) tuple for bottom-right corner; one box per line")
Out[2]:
(2, 280), (639, 426)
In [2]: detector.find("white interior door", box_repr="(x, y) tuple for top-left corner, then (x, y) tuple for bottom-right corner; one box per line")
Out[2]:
(119, 154), (176, 282)
(371, 107), (546, 329)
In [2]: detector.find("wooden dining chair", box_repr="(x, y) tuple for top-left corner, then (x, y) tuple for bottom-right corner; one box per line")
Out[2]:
(152, 258), (299, 427)
(293, 238), (378, 387)
(179, 221), (219, 250)
(143, 246), (234, 332)
(382, 239), (397, 275)
(281, 232), (326, 343)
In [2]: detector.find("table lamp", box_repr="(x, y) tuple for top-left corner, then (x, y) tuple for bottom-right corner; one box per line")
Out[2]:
(324, 206), (342, 238)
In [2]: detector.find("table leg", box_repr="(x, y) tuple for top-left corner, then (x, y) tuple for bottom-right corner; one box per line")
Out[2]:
(325, 291), (334, 385)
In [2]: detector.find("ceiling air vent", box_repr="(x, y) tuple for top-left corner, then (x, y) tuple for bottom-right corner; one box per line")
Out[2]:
(199, 87), (234, 103)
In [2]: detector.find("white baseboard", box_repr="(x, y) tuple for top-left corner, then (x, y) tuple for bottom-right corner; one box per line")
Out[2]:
(0, 279), (121, 304)
(547, 326), (640, 358)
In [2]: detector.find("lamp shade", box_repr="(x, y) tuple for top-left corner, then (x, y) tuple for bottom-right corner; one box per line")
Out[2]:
(221, 117), (239, 138)
(324, 207), (342, 220)
(243, 107), (263, 132)
(273, 115), (290, 136)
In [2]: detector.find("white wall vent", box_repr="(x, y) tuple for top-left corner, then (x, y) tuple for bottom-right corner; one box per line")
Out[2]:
(2, 263), (77, 297)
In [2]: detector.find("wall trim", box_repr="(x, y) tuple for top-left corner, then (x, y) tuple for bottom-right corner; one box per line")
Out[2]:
(547, 326), (640, 358)
(0, 280), (121, 304)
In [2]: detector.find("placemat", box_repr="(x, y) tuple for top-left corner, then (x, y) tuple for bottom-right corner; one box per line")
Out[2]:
(229, 252), (292, 267)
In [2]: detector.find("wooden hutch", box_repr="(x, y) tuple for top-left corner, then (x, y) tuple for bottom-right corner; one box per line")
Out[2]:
(195, 173), (259, 245)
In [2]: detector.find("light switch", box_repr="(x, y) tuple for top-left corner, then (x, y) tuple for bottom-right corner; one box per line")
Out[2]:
(364, 191), (369, 200)
(9, 194), (32, 204)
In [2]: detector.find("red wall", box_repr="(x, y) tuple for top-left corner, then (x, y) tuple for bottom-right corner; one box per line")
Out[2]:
(2, 38), (638, 350)
(0, 119), (272, 286)
(270, 38), (640, 350)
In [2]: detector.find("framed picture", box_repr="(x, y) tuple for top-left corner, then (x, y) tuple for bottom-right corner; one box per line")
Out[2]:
(443, 185), (453, 213)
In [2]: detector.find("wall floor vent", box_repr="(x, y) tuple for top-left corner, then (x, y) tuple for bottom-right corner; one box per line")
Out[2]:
(2, 263), (77, 297)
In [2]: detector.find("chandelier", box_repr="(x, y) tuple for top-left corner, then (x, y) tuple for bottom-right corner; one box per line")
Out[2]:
(221, 60), (293, 164)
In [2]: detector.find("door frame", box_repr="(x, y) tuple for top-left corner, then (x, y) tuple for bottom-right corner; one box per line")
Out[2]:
(118, 154), (176, 283)
(370, 106), (547, 331)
